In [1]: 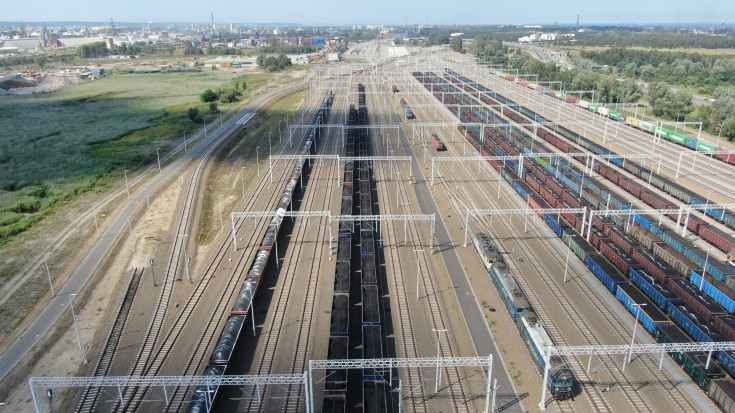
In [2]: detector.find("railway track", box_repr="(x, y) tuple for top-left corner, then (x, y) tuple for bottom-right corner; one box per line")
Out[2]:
(370, 101), (427, 411)
(368, 80), (475, 412)
(236, 83), (342, 412)
(114, 108), (244, 411)
(94, 84), (320, 411)
(442, 69), (734, 267)
(426, 100), (704, 411)
(76, 268), (143, 412)
(465, 66), (734, 203)
(157, 100), (325, 412)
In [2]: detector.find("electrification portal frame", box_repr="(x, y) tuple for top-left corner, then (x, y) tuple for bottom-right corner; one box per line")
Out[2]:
(308, 356), (495, 413)
(29, 374), (308, 413)
(539, 342), (735, 410)
(430, 152), (662, 187)
(230, 211), (330, 253)
(330, 214), (436, 250)
(463, 208), (587, 247)
(268, 155), (413, 184)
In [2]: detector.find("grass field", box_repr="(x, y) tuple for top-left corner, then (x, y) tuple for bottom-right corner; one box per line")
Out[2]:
(0, 70), (274, 243)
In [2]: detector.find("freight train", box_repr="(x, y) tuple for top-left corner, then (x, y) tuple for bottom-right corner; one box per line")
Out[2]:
(187, 91), (334, 413)
(475, 235), (576, 399)
(416, 70), (735, 405)
(488, 70), (735, 165)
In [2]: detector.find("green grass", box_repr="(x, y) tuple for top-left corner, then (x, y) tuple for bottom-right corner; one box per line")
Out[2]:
(0, 70), (274, 244)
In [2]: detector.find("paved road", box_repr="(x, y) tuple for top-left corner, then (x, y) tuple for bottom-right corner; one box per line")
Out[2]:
(0, 82), (308, 382)
(379, 84), (526, 412)
(508, 42), (574, 71)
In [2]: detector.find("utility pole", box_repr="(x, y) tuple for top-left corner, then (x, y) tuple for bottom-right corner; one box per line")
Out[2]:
(178, 234), (190, 282)
(150, 259), (158, 287)
(433, 328), (447, 392)
(68, 294), (88, 364)
(43, 253), (55, 296)
(219, 194), (224, 233)
(92, 202), (100, 238)
(123, 170), (130, 200)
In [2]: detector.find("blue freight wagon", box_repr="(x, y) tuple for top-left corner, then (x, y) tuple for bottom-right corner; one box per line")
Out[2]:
(633, 214), (660, 230)
(684, 247), (735, 282)
(586, 254), (629, 293)
(615, 285), (671, 334)
(667, 303), (726, 343)
(630, 267), (681, 310)
(691, 270), (735, 313)
(544, 214), (571, 238)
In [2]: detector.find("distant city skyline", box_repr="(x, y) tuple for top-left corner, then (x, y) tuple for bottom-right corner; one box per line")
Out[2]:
(5, 0), (733, 27)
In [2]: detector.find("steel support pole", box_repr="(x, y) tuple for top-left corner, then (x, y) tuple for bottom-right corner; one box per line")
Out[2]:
(44, 253), (55, 297)
(563, 247), (571, 283)
(483, 356), (493, 413)
(29, 380), (42, 413)
(232, 215), (237, 251)
(539, 346), (552, 410)
(308, 362), (315, 413)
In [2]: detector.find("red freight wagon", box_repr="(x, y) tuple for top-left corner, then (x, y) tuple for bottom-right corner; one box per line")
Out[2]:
(600, 241), (641, 276)
(588, 227), (611, 250)
(668, 278), (728, 322)
(698, 225), (735, 255)
(713, 315), (735, 341)
(631, 248), (680, 283)
(619, 177), (644, 199)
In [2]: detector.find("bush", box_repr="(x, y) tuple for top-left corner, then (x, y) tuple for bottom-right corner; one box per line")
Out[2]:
(209, 102), (218, 112)
(187, 107), (201, 122)
(219, 89), (241, 103)
(200, 89), (218, 103)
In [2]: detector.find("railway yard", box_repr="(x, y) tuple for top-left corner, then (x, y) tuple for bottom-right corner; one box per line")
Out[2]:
(7, 42), (735, 413)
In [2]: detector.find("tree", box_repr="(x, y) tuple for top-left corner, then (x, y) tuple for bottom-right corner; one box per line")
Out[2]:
(451, 36), (463, 53)
(472, 36), (506, 64)
(187, 107), (200, 122)
(640, 64), (656, 81)
(712, 86), (735, 121)
(209, 102), (218, 112)
(722, 118), (735, 141)
(35, 56), (47, 71)
(648, 82), (694, 119)
(200, 89), (218, 103)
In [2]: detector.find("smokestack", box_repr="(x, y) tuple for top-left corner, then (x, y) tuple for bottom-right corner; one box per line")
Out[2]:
(576, 15), (580, 32)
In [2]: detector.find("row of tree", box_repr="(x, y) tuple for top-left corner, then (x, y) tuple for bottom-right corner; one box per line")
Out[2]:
(579, 48), (735, 89)
(556, 32), (735, 49)
(255, 54), (292, 72)
(76, 42), (110, 58)
(686, 87), (735, 139)
(200, 80), (247, 105)
(576, 48), (735, 139)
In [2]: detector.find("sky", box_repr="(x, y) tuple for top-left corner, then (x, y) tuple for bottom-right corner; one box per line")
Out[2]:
(6, 0), (734, 26)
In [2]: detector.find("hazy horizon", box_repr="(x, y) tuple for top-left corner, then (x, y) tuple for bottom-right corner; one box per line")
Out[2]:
(4, 0), (733, 28)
